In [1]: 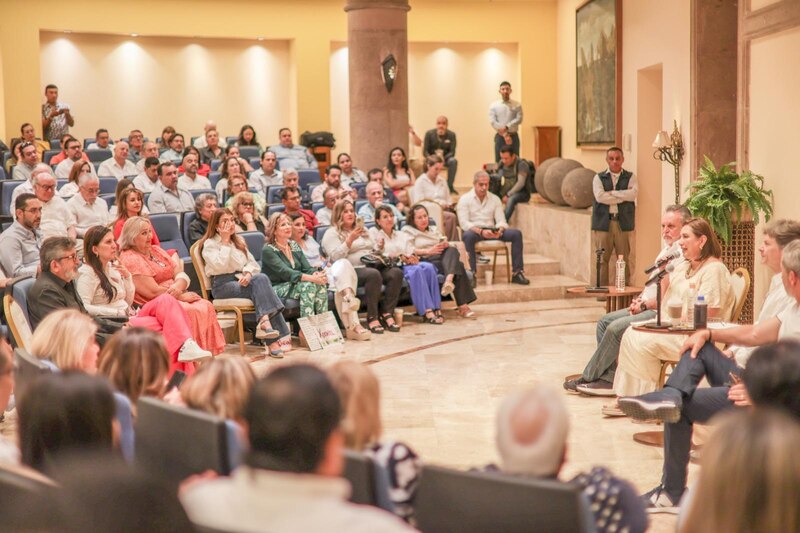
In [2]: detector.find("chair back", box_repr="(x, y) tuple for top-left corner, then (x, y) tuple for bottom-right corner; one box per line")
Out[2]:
(0, 180), (26, 217)
(150, 213), (189, 258)
(85, 149), (112, 163)
(240, 231), (266, 260)
(4, 276), (35, 350)
(13, 347), (52, 401)
(42, 150), (60, 166)
(311, 201), (324, 214)
(314, 224), (330, 243)
(135, 397), (231, 488)
(100, 193), (116, 209)
(190, 241), (212, 299)
(97, 176), (117, 194)
(181, 211), (198, 248)
(225, 136), (237, 146)
(190, 188), (216, 200)
(208, 171), (221, 189)
(354, 199), (368, 213)
(298, 169), (320, 190)
(0, 464), (56, 530)
(266, 204), (285, 218)
(238, 146), (260, 160)
(730, 267), (751, 324)
(340, 449), (393, 512)
(415, 465), (593, 533)
(267, 185), (285, 204)
(417, 199), (444, 229)
(210, 159), (222, 172)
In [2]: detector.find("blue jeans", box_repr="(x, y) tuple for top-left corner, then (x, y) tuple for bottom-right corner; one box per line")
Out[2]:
(211, 273), (289, 338)
(581, 308), (657, 383)
(504, 191), (530, 222)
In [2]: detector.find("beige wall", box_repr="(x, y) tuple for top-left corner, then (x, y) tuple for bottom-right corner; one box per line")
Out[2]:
(39, 32), (292, 143)
(330, 41), (520, 180)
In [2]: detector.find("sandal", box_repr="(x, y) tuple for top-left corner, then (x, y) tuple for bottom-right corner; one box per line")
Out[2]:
(441, 279), (455, 298)
(424, 311), (444, 325)
(380, 313), (401, 332)
(367, 317), (385, 334)
(458, 306), (476, 319)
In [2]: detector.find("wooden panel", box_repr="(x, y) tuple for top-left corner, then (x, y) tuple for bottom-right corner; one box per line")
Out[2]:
(533, 126), (561, 166)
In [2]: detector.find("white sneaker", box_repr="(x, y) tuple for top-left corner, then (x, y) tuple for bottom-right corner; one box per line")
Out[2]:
(177, 339), (212, 363)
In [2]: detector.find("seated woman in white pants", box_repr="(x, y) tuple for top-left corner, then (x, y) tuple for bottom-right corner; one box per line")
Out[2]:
(604, 218), (735, 416)
(288, 213), (371, 341)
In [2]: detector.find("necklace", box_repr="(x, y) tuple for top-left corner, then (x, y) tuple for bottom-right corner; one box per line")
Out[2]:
(685, 258), (709, 279)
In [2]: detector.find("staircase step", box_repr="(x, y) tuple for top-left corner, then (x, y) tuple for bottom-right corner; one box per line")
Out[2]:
(473, 253), (560, 280)
(471, 274), (585, 304)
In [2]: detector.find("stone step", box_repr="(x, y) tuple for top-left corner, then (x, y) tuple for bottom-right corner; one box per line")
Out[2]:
(473, 252), (560, 281)
(469, 274), (586, 305)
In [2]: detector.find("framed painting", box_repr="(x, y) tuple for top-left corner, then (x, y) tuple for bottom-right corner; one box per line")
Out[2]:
(576, 0), (622, 147)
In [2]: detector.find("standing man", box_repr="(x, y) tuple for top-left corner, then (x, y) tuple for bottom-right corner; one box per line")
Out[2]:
(423, 116), (458, 194)
(41, 84), (75, 141)
(489, 81), (522, 162)
(97, 141), (137, 180)
(591, 147), (637, 285)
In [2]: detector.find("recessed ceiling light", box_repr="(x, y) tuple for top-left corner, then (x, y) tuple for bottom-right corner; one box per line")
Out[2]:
(257, 36), (265, 41)
(130, 33), (139, 37)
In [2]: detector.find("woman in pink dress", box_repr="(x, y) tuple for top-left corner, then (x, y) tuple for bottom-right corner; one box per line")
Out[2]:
(118, 216), (226, 356)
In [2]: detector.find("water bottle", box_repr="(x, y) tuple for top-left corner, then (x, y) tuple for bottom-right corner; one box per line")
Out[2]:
(694, 295), (708, 330)
(615, 255), (626, 291)
(684, 283), (697, 327)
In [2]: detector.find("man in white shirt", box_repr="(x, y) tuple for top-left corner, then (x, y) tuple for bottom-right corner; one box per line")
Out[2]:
(457, 170), (529, 285)
(132, 157), (161, 193)
(12, 141), (39, 181)
(311, 165), (355, 203)
(55, 138), (96, 180)
(86, 128), (114, 150)
(315, 187), (337, 226)
(148, 162), (194, 213)
(249, 150), (283, 196)
(181, 364), (413, 533)
(411, 154), (458, 241)
(67, 173), (109, 238)
(159, 133), (185, 164)
(97, 141), (137, 180)
(178, 152), (212, 191)
(33, 167), (77, 240)
(0, 193), (42, 278)
(489, 81), (523, 162)
(358, 181), (402, 229)
(135, 141), (159, 172)
(192, 120), (227, 150)
(268, 128), (318, 170)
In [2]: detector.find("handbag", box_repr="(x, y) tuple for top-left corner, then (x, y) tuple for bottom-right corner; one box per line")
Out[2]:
(360, 253), (391, 270)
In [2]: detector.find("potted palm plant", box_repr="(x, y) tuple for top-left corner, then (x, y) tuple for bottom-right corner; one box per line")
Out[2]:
(684, 156), (774, 323)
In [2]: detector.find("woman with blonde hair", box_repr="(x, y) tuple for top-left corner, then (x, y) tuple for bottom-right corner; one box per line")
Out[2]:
(230, 191), (267, 234)
(181, 357), (255, 423)
(30, 309), (99, 372)
(98, 328), (171, 405)
(58, 158), (92, 198)
(326, 360), (421, 522)
(680, 408), (800, 533)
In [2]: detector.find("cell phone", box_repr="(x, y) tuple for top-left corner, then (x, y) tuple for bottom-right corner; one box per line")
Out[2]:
(165, 370), (187, 393)
(728, 371), (742, 385)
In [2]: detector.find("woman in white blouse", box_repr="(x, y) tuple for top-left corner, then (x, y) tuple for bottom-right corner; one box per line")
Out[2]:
(371, 205), (443, 324)
(321, 200), (404, 334)
(59, 159), (92, 198)
(76, 225), (211, 371)
(198, 208), (289, 358)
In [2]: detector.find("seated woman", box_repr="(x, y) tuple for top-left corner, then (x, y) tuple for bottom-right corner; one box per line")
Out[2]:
(187, 193), (218, 245)
(224, 174), (265, 215)
(214, 155), (246, 203)
(4, 139), (21, 176)
(77, 225), (211, 372)
(338, 152), (367, 185)
(608, 217), (735, 413)
(321, 200), (404, 334)
(109, 178), (149, 219)
(383, 146), (415, 212)
(403, 204), (476, 318)
(118, 217), (226, 357)
(289, 213), (370, 341)
(58, 159), (92, 199)
(112, 187), (158, 246)
(230, 191), (267, 234)
(371, 205), (443, 324)
(236, 124), (261, 153)
(98, 327), (171, 407)
(198, 209), (290, 358)
(326, 360), (422, 523)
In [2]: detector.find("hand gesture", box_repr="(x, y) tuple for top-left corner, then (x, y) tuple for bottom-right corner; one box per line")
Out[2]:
(112, 260), (131, 280)
(178, 291), (201, 303)
(679, 330), (711, 359)
(239, 272), (252, 287)
(728, 383), (751, 407)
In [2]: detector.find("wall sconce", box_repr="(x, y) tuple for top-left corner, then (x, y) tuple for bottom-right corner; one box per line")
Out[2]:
(652, 120), (685, 204)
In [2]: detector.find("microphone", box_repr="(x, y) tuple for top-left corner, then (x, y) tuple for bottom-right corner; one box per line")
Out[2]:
(645, 263), (675, 286)
(644, 251), (680, 275)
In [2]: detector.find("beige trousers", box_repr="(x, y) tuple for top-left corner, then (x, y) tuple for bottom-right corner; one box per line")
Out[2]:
(591, 220), (633, 286)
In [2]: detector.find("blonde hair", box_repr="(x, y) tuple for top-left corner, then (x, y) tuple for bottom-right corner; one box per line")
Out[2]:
(266, 212), (291, 245)
(30, 309), (97, 371)
(181, 358), (255, 420)
(331, 199), (355, 237)
(98, 328), (170, 403)
(117, 216), (151, 251)
(325, 361), (382, 450)
(681, 408), (800, 533)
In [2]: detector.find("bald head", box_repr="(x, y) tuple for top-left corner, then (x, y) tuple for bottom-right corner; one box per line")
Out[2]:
(204, 120), (217, 133)
(113, 141), (129, 163)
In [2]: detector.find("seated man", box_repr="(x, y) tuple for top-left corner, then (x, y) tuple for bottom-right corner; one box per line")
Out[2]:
(86, 128), (114, 150)
(12, 162), (54, 206)
(192, 120), (226, 150)
(97, 141), (137, 180)
(135, 141), (160, 173)
(12, 141), (40, 182)
(496, 145), (532, 222)
(485, 386), (647, 533)
(0, 193), (42, 278)
(178, 151), (212, 191)
(127, 129), (144, 163)
(281, 186), (318, 233)
(159, 133), (185, 164)
(55, 138), (96, 180)
(282, 167), (300, 190)
(33, 166), (77, 240)
(249, 150), (283, 195)
(66, 173), (109, 238)
(411, 154), (459, 241)
(423, 116), (458, 194)
(315, 187), (337, 226)
(456, 170), (529, 285)
(188, 193), (217, 245)
(268, 127), (318, 170)
(618, 232), (800, 511)
(311, 164), (355, 203)
(358, 181), (402, 229)
(49, 134), (85, 167)
(181, 364), (413, 532)
(564, 205), (690, 395)
(147, 162), (194, 213)
(19, 122), (50, 160)
(132, 156), (161, 193)
(197, 127), (225, 164)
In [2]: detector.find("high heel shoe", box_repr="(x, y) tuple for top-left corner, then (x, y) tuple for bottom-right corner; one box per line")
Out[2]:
(458, 306), (476, 319)
(379, 313), (401, 332)
(346, 325), (372, 341)
(441, 279), (455, 298)
(423, 311), (444, 325)
(367, 317), (384, 334)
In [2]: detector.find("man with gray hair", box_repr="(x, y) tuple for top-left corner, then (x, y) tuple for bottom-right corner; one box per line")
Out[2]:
(32, 166), (77, 240)
(66, 172), (109, 237)
(135, 141), (160, 173)
(98, 141), (137, 180)
(456, 170), (529, 284)
(148, 162), (194, 213)
(488, 386), (647, 533)
(12, 162), (53, 206)
(358, 181), (402, 229)
(282, 167), (300, 189)
(0, 193), (42, 278)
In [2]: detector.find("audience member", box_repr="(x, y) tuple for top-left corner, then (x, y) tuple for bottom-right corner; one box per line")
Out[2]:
(496, 145), (532, 221)
(4, 138), (22, 174)
(404, 204), (476, 318)
(0, 193), (42, 277)
(98, 327), (171, 404)
(268, 127), (318, 169)
(407, 125), (424, 176)
(59, 159), (91, 198)
(179, 145), (211, 177)
(358, 181), (402, 229)
(118, 216), (225, 355)
(564, 205), (690, 395)
(198, 208), (289, 358)
(160, 132), (185, 164)
(592, 146), (638, 285)
(127, 129), (144, 163)
(49, 133), (82, 167)
(67, 173), (110, 237)
(178, 151), (212, 190)
(55, 138), (94, 180)
(187, 193), (218, 245)
(41, 84), (75, 140)
(383, 146), (415, 212)
(134, 141), (160, 173)
(289, 213), (370, 341)
(192, 120), (225, 150)
(489, 81), (522, 161)
(316, 186), (338, 225)
(282, 186), (318, 232)
(327, 360), (422, 522)
(86, 128), (113, 150)
(214, 155), (247, 202)
(230, 191), (267, 233)
(12, 161), (49, 206)
(97, 141), (137, 179)
(457, 170), (529, 285)
(180, 364), (413, 532)
(0, 339), (15, 461)
(19, 122), (50, 160)
(197, 128), (224, 163)
(158, 125), (176, 150)
(337, 152), (367, 185)
(236, 124), (261, 151)
(224, 145), (254, 173)
(423, 116), (458, 194)
(224, 174), (265, 215)
(29, 309), (99, 372)
(487, 386), (647, 533)
(249, 150), (283, 195)
(322, 200), (403, 334)
(132, 156), (161, 193)
(147, 162), (194, 213)
(34, 166), (77, 240)
(12, 141), (39, 181)
(311, 164), (355, 203)
(109, 177), (149, 219)
(410, 154), (459, 241)
(282, 167), (300, 189)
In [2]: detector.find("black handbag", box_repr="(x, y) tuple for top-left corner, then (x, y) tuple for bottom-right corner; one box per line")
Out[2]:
(360, 253), (391, 270)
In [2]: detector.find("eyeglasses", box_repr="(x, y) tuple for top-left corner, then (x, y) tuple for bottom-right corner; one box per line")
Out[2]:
(82, 187), (100, 194)
(241, 202), (254, 208)
(56, 253), (78, 263)
(36, 184), (56, 191)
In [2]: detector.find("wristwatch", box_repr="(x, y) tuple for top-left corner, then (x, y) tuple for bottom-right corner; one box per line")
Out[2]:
(640, 301), (648, 311)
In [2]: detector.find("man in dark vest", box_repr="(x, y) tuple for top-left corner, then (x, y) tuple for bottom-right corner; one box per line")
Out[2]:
(591, 147), (637, 285)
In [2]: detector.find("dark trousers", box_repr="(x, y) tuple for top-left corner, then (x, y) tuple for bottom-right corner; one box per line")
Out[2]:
(504, 191), (530, 222)
(462, 228), (524, 273)
(356, 266), (404, 319)
(662, 342), (741, 501)
(494, 132), (519, 162)
(425, 247), (476, 306)
(445, 157), (458, 193)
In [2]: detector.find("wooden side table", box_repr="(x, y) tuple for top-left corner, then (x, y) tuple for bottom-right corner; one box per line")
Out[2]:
(566, 286), (643, 313)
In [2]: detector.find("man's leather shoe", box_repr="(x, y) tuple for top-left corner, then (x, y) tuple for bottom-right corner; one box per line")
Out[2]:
(511, 272), (530, 285)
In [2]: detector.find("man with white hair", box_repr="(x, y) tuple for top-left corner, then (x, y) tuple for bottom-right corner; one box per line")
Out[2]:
(488, 386), (647, 533)
(135, 141), (160, 172)
(66, 173), (109, 237)
(32, 167), (77, 240)
(97, 141), (137, 180)
(358, 181), (402, 228)
(193, 120), (227, 150)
